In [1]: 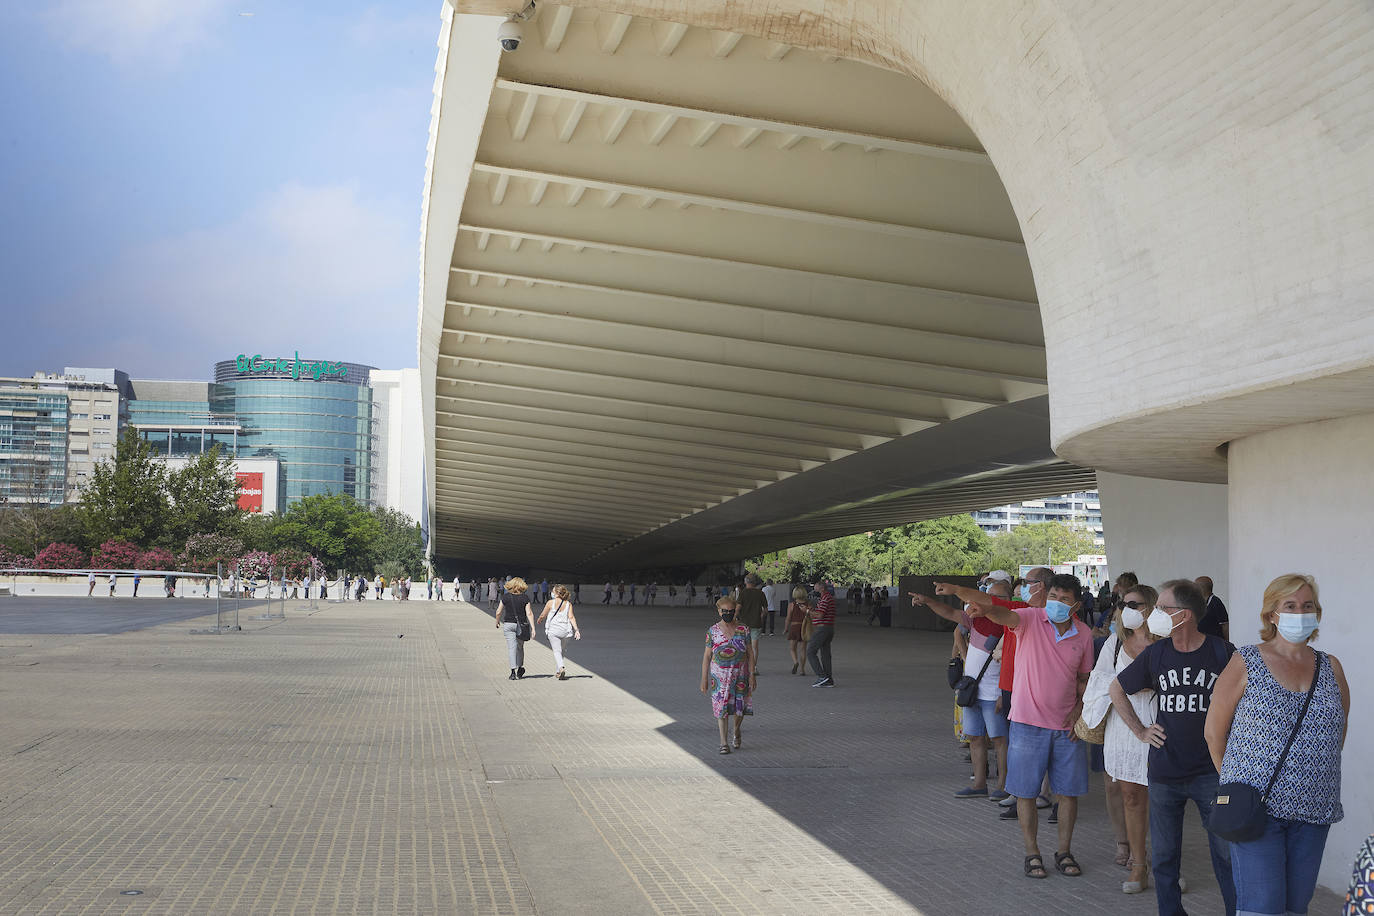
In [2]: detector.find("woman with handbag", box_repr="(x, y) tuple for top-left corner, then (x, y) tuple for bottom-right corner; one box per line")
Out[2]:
(1081, 585), (1161, 894)
(1205, 574), (1350, 916)
(785, 586), (812, 675)
(536, 584), (581, 680)
(496, 576), (537, 680)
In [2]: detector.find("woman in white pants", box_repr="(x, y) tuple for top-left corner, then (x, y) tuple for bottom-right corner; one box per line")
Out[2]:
(537, 584), (581, 680)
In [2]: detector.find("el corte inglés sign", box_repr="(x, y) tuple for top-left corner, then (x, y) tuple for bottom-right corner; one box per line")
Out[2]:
(235, 352), (347, 381)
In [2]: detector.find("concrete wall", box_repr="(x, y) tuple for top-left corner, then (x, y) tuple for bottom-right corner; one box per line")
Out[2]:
(1097, 471), (1229, 598)
(1229, 411), (1374, 890)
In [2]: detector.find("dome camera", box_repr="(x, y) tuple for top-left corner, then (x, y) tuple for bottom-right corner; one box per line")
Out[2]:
(498, 19), (524, 52)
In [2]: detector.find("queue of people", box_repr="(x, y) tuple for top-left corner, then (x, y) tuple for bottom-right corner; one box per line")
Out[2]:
(906, 568), (1352, 916)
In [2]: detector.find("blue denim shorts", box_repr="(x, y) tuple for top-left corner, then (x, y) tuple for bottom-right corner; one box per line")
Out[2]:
(1005, 721), (1088, 798)
(961, 699), (1009, 739)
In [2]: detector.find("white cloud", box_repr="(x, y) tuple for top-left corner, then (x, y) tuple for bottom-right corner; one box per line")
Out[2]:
(61, 182), (418, 375)
(44, 0), (235, 65)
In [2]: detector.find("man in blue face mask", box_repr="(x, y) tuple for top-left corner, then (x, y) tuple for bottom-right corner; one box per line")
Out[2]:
(934, 572), (1094, 879)
(1110, 579), (1236, 916)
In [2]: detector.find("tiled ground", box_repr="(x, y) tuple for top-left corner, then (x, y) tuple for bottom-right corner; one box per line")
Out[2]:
(0, 597), (1345, 914)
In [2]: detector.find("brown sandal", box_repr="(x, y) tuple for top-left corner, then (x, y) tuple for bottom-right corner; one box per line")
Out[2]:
(1024, 855), (1047, 879)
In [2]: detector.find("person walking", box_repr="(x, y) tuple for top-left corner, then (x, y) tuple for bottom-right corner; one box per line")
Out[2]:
(737, 574), (768, 674)
(132, 573), (141, 597)
(1081, 585), (1161, 894)
(1205, 573), (1349, 916)
(537, 584), (582, 680)
(355, 575), (366, 601)
(87, 571), (96, 597)
(108, 572), (117, 597)
(487, 578), (498, 609)
(617, 582), (625, 604)
(496, 577), (536, 680)
(700, 596), (755, 753)
(806, 580), (837, 687)
(762, 580), (778, 636)
(785, 586), (812, 675)
(1111, 579), (1236, 915)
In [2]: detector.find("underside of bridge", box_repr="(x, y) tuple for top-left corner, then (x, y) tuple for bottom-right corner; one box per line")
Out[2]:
(420, 4), (1096, 571)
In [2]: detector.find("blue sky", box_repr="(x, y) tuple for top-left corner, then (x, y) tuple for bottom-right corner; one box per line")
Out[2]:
(0, 1), (438, 379)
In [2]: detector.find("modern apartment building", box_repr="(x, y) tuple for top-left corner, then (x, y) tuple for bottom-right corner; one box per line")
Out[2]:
(0, 369), (130, 505)
(970, 490), (1104, 545)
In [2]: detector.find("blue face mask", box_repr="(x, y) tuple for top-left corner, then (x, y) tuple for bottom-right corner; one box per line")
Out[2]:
(1019, 583), (1033, 602)
(1045, 600), (1072, 624)
(1276, 612), (1318, 644)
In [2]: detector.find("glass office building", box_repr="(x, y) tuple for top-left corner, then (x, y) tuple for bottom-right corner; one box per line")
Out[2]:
(210, 358), (377, 511)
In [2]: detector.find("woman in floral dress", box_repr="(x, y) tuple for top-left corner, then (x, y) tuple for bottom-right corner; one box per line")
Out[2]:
(700, 597), (756, 754)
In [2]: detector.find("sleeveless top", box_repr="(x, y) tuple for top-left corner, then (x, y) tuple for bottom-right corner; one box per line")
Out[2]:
(1218, 646), (1344, 824)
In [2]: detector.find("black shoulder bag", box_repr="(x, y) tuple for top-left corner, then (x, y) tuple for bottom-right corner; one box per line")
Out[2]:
(1210, 651), (1320, 843)
(954, 634), (1002, 707)
(504, 596), (532, 641)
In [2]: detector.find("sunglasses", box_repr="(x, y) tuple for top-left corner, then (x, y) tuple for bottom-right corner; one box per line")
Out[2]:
(1119, 599), (1147, 610)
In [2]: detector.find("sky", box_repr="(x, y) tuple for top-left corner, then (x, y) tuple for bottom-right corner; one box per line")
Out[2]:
(0, 0), (439, 380)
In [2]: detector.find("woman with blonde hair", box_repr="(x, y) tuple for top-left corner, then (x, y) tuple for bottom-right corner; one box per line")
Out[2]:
(1206, 573), (1350, 916)
(1082, 584), (1162, 893)
(496, 576), (537, 680)
(785, 586), (812, 675)
(537, 584), (581, 680)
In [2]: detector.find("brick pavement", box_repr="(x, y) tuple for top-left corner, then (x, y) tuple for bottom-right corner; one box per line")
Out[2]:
(0, 597), (1344, 914)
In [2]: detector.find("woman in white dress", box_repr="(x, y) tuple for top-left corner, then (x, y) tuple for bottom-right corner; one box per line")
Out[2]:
(1083, 585), (1160, 895)
(536, 584), (581, 680)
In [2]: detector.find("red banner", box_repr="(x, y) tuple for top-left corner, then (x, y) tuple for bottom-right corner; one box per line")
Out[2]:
(236, 472), (264, 513)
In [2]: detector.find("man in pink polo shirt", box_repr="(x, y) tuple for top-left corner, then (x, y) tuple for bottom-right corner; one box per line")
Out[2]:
(935, 572), (1094, 880)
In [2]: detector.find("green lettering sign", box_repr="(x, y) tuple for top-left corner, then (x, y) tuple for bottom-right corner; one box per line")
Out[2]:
(234, 352), (347, 380)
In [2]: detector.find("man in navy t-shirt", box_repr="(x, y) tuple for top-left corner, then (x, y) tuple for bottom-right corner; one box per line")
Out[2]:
(1112, 579), (1236, 916)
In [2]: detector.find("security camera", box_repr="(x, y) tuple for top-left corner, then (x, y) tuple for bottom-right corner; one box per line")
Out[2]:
(498, 18), (524, 52)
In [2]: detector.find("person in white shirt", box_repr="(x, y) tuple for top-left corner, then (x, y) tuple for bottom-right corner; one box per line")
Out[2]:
(762, 580), (779, 636)
(452, 576), (461, 601)
(88, 571), (96, 597)
(303, 576), (312, 600)
(108, 573), (117, 596)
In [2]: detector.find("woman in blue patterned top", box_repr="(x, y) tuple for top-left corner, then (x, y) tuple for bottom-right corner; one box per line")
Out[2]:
(1206, 573), (1351, 916)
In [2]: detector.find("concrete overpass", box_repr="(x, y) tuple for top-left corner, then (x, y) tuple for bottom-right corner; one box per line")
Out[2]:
(420, 0), (1374, 890)
(417, 4), (1101, 571)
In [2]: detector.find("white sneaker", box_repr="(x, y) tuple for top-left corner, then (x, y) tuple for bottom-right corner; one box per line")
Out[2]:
(998, 795), (1017, 807)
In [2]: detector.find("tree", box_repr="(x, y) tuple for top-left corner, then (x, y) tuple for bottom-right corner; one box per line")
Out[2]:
(269, 493), (381, 573)
(892, 514), (992, 576)
(164, 445), (242, 547)
(983, 522), (1100, 574)
(79, 427), (169, 546)
(368, 506), (426, 578)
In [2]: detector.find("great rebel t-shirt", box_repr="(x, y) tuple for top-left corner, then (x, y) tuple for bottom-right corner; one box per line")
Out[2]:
(1116, 635), (1235, 782)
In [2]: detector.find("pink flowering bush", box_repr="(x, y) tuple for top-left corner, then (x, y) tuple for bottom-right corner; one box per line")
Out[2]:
(0, 545), (32, 569)
(178, 534), (244, 574)
(236, 550), (273, 579)
(93, 539), (141, 570)
(270, 548), (317, 579)
(138, 547), (177, 571)
(33, 542), (88, 569)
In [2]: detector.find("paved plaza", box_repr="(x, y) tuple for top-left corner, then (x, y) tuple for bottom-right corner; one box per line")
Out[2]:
(0, 597), (1344, 914)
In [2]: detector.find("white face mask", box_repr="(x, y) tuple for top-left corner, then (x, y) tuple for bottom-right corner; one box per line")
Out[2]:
(1121, 606), (1145, 631)
(1146, 606), (1181, 638)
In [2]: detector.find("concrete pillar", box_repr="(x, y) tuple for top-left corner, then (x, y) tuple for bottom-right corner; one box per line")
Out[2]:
(1097, 471), (1229, 597)
(1229, 411), (1374, 891)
